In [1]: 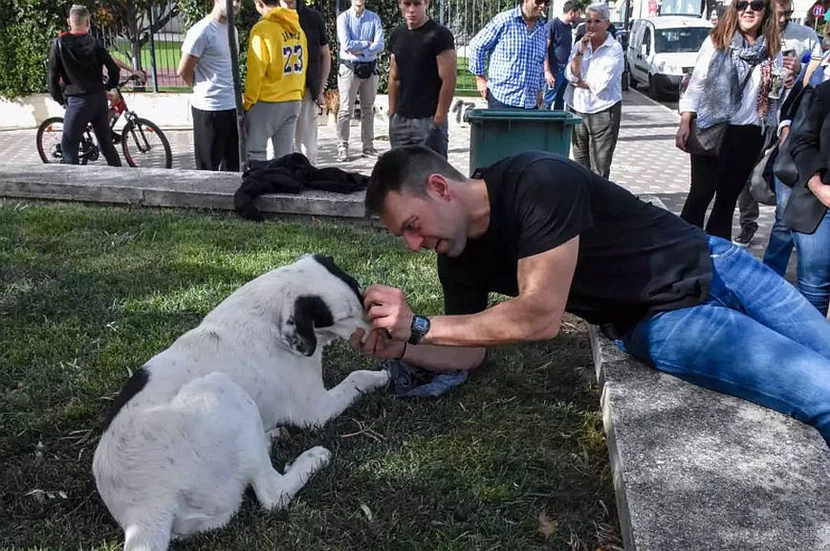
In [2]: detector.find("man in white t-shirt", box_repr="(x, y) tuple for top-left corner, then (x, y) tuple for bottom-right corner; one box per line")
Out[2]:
(734, 0), (822, 247)
(177, 0), (241, 171)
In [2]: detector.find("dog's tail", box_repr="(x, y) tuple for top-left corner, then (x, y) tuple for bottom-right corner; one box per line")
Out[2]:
(123, 511), (174, 551)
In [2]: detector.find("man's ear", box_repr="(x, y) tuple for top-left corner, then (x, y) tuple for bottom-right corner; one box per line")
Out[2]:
(288, 295), (334, 357)
(427, 174), (452, 201)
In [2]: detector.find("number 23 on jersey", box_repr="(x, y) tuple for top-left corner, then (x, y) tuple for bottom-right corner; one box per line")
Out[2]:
(283, 45), (304, 75)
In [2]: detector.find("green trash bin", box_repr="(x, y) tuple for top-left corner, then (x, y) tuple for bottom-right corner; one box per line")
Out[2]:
(466, 109), (582, 174)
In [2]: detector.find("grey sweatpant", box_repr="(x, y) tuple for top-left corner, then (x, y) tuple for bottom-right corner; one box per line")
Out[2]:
(245, 100), (302, 162)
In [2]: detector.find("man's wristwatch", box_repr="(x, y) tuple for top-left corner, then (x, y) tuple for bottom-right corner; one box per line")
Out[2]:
(409, 315), (431, 345)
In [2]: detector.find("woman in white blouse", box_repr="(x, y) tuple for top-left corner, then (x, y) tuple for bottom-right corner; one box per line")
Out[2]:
(675, 0), (782, 240)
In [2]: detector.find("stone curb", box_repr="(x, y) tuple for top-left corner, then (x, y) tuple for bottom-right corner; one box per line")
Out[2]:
(0, 163), (367, 219)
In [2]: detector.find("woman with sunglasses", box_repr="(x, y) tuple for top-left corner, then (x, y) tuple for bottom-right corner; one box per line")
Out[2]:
(676, 0), (784, 240)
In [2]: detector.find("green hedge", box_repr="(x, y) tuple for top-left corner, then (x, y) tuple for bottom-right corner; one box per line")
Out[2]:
(0, 1), (70, 99)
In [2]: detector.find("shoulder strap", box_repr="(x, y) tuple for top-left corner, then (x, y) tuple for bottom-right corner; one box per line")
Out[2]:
(802, 57), (821, 87)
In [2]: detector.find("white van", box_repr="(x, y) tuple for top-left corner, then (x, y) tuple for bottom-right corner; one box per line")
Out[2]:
(627, 16), (712, 99)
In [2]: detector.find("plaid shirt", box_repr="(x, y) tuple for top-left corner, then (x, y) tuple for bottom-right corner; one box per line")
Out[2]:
(468, 6), (547, 109)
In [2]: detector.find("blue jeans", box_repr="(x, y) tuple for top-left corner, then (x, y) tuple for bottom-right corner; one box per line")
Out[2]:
(762, 177), (795, 276)
(763, 177), (830, 316)
(544, 66), (567, 111)
(619, 236), (830, 447)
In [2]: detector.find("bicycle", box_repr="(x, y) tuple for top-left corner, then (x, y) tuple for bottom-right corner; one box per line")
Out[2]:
(36, 75), (173, 169)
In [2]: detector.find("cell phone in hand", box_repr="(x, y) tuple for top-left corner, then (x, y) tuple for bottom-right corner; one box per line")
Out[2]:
(783, 48), (796, 58)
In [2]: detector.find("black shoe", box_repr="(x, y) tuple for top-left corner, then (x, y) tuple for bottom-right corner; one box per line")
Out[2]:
(732, 226), (756, 248)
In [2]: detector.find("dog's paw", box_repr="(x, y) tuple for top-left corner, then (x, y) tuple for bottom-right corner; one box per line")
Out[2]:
(351, 369), (391, 393)
(285, 445), (331, 475)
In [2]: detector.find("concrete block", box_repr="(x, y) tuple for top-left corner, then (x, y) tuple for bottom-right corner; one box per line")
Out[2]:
(0, 163), (366, 218)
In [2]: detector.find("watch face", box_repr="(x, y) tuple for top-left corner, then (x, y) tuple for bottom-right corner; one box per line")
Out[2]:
(413, 316), (429, 334)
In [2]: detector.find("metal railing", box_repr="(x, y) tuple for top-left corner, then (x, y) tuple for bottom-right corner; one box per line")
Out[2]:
(94, 0), (524, 94)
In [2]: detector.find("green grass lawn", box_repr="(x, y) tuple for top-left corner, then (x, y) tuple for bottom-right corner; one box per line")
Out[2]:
(0, 202), (619, 550)
(110, 40), (182, 72)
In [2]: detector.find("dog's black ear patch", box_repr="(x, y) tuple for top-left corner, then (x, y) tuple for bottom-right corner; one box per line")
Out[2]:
(291, 295), (334, 356)
(312, 254), (363, 306)
(102, 367), (149, 432)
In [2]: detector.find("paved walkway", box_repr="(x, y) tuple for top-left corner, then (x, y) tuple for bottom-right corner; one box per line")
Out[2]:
(0, 89), (776, 257)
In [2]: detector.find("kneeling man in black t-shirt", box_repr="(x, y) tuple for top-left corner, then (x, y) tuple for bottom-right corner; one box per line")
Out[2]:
(352, 146), (830, 448)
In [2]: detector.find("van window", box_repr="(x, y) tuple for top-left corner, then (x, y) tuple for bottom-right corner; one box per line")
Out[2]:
(643, 28), (651, 55)
(654, 27), (711, 53)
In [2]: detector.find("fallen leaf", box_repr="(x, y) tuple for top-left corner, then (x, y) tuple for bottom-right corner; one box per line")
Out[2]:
(359, 503), (373, 522)
(537, 508), (558, 539)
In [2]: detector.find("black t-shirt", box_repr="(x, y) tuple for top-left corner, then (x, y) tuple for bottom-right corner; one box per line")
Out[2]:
(438, 152), (712, 336)
(388, 19), (455, 119)
(298, 3), (330, 98)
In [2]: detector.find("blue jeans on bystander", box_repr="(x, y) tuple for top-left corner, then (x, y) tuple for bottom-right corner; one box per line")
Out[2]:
(544, 66), (568, 111)
(763, 177), (830, 316)
(619, 236), (830, 447)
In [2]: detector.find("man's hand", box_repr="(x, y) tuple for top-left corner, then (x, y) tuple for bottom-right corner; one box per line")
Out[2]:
(808, 174), (830, 208)
(433, 112), (447, 127)
(349, 328), (406, 359)
(537, 89), (544, 108)
(316, 92), (325, 107)
(545, 70), (555, 87)
(475, 75), (488, 99)
(364, 284), (414, 342)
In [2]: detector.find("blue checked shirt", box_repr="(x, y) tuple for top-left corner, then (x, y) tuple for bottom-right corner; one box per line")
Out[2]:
(336, 9), (384, 62)
(468, 6), (547, 109)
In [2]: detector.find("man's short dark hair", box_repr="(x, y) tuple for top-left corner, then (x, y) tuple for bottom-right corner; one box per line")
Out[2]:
(262, 0), (281, 6)
(563, 1), (580, 13)
(365, 146), (466, 216)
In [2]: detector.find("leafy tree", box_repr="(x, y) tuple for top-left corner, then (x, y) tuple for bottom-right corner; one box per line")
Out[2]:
(92, 0), (182, 72)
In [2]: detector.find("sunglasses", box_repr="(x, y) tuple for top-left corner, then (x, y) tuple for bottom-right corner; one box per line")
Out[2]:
(585, 18), (605, 24)
(736, 0), (766, 11)
(780, 9), (794, 16)
(533, 0), (549, 5)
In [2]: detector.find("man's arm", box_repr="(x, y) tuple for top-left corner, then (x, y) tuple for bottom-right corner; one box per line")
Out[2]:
(351, 328), (486, 372)
(177, 54), (198, 87)
(47, 39), (64, 105)
(367, 14), (385, 55)
(388, 54), (400, 115)
(366, 237), (580, 347)
(337, 13), (368, 54)
(101, 48), (121, 90)
(468, 17), (502, 97)
(319, 44), (332, 102)
(243, 31), (269, 111)
(434, 48), (457, 126)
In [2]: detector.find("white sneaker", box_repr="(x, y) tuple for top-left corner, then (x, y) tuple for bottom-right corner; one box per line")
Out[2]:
(337, 149), (348, 162)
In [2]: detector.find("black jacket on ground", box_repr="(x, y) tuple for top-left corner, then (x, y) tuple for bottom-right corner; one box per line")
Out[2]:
(234, 154), (369, 221)
(48, 32), (120, 104)
(788, 79), (830, 234)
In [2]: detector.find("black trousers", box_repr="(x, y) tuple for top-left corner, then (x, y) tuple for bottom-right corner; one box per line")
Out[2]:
(62, 91), (122, 166)
(192, 106), (239, 171)
(681, 124), (764, 240)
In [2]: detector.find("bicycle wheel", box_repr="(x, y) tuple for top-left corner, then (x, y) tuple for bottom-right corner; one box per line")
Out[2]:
(36, 117), (66, 164)
(121, 118), (172, 169)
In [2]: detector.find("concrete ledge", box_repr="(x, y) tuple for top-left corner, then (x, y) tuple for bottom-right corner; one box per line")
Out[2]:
(590, 198), (830, 550)
(591, 326), (830, 550)
(0, 163), (366, 218)
(592, 195), (830, 550)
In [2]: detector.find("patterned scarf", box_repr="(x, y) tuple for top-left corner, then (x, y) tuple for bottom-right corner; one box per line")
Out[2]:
(698, 31), (775, 129)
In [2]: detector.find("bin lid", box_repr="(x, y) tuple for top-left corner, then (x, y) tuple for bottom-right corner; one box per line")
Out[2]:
(465, 108), (581, 124)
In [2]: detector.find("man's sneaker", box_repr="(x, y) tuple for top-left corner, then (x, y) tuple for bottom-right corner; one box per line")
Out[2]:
(362, 147), (379, 158)
(733, 226), (756, 248)
(337, 149), (349, 162)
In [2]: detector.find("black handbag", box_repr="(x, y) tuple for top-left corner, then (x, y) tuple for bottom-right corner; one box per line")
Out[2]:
(774, 84), (816, 187)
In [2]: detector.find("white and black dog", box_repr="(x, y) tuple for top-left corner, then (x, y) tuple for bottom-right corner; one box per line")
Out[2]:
(92, 255), (389, 551)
